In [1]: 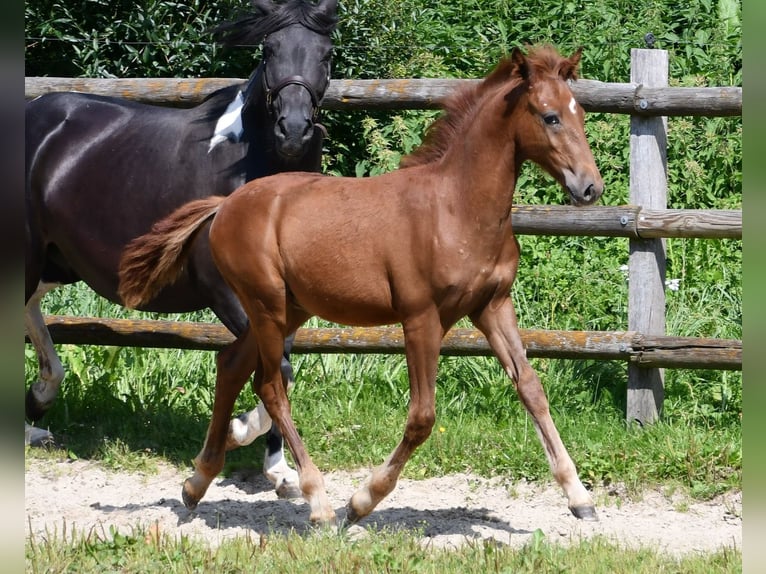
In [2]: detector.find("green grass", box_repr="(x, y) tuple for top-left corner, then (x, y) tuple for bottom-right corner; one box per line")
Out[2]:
(26, 524), (742, 574)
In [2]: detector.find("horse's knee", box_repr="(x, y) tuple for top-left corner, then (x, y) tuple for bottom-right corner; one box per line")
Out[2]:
(227, 403), (273, 449)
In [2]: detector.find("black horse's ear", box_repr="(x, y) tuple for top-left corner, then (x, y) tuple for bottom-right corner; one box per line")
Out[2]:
(510, 47), (529, 81)
(251, 0), (274, 14)
(561, 47), (583, 81)
(316, 0), (339, 14)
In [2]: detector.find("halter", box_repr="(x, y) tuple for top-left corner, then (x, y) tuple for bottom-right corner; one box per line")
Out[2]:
(255, 55), (322, 123)
(265, 75), (321, 122)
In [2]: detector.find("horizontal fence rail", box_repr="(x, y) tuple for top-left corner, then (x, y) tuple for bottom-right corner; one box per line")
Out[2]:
(512, 205), (741, 239)
(31, 315), (742, 371)
(25, 76), (743, 116)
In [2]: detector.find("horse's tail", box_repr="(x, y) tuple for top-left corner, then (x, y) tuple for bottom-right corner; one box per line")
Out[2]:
(118, 196), (227, 309)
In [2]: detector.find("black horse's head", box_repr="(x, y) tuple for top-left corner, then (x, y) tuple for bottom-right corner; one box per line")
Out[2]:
(214, 0), (338, 160)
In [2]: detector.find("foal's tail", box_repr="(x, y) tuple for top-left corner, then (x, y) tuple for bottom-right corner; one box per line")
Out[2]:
(118, 196), (226, 309)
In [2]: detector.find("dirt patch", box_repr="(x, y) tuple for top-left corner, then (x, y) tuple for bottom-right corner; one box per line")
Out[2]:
(25, 457), (740, 556)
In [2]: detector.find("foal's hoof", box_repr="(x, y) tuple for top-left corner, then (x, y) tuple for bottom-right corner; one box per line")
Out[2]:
(181, 481), (200, 511)
(309, 511), (338, 527)
(570, 505), (599, 521)
(345, 503), (364, 525)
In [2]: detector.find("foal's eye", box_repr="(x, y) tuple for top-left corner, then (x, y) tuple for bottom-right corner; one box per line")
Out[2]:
(543, 113), (560, 126)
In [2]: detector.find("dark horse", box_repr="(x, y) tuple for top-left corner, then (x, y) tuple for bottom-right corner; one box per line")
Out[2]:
(119, 46), (603, 524)
(25, 0), (338, 497)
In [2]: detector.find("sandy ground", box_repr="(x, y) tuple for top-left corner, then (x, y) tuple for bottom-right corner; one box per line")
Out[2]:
(24, 456), (741, 557)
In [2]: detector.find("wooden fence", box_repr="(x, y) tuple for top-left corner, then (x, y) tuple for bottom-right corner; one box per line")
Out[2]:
(24, 49), (742, 423)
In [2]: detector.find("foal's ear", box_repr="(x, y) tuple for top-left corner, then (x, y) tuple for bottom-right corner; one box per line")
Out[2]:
(560, 47), (583, 81)
(510, 47), (530, 81)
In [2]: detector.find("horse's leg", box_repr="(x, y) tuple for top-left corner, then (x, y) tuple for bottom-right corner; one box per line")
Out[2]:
(182, 328), (259, 509)
(251, 317), (335, 524)
(224, 333), (301, 498)
(471, 297), (597, 521)
(25, 282), (64, 445)
(205, 251), (301, 498)
(346, 312), (442, 523)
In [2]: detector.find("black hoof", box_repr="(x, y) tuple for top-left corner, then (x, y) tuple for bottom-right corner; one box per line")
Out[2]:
(345, 504), (362, 525)
(570, 505), (598, 521)
(275, 481), (303, 500)
(181, 484), (199, 511)
(25, 425), (55, 447)
(25, 389), (49, 422)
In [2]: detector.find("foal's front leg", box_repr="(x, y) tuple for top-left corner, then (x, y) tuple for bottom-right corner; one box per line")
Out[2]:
(346, 312), (442, 523)
(471, 297), (597, 520)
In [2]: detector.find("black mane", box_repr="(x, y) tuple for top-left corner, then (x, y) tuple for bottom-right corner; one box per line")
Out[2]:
(212, 0), (338, 47)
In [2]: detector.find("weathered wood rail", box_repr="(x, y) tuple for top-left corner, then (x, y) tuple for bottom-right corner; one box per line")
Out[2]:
(25, 76), (743, 116)
(31, 315), (742, 371)
(511, 205), (741, 239)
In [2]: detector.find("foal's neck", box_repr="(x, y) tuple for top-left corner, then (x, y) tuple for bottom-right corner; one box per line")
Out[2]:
(438, 88), (521, 230)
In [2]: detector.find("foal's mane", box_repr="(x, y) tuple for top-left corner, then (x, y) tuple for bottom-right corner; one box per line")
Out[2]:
(212, 0), (338, 48)
(400, 45), (578, 169)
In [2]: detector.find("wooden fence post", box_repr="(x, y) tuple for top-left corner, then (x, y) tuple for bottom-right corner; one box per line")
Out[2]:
(628, 47), (669, 424)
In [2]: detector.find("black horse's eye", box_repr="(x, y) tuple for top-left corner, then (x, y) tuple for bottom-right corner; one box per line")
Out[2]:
(543, 113), (560, 126)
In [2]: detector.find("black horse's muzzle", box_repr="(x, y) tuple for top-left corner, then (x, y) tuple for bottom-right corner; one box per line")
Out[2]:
(266, 75), (323, 158)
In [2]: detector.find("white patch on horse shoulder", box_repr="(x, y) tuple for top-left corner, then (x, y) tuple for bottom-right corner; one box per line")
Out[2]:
(568, 97), (577, 115)
(208, 91), (245, 153)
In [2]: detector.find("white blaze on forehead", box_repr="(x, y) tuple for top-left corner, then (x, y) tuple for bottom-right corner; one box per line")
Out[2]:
(568, 96), (577, 115)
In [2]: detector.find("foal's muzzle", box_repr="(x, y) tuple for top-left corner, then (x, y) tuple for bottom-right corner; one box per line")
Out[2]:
(565, 169), (604, 206)
(568, 181), (604, 206)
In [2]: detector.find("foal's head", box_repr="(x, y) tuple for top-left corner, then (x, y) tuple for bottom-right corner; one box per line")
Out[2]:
(504, 46), (603, 206)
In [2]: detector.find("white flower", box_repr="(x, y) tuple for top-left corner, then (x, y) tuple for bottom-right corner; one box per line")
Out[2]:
(665, 278), (681, 291)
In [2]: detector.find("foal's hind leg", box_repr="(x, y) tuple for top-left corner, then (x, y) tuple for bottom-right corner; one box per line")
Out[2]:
(209, 273), (301, 498)
(471, 297), (597, 521)
(183, 329), (259, 509)
(259, 326), (336, 524)
(25, 283), (64, 445)
(226, 333), (301, 498)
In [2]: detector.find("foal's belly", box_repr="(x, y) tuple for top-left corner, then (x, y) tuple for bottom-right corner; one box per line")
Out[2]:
(288, 275), (401, 327)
